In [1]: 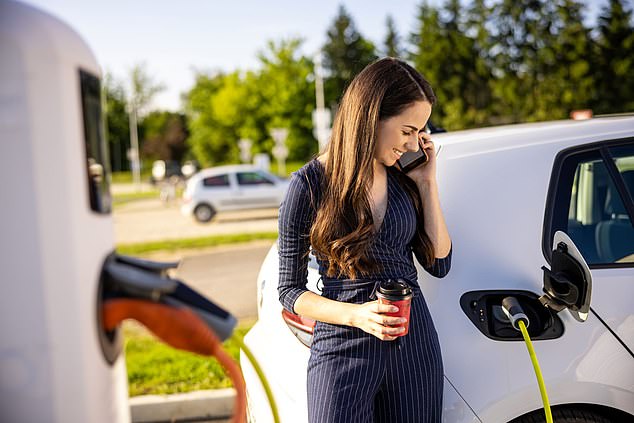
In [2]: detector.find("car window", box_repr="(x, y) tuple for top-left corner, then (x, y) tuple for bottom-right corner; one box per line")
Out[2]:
(237, 172), (274, 186)
(559, 144), (634, 265)
(203, 174), (230, 187)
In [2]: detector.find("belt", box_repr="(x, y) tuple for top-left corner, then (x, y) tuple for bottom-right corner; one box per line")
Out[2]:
(319, 277), (419, 299)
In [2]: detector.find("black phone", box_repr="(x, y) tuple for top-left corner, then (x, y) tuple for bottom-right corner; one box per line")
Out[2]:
(397, 138), (428, 173)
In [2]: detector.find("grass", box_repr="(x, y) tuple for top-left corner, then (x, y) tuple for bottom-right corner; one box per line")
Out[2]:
(112, 170), (152, 184)
(116, 232), (278, 256)
(269, 160), (306, 177)
(112, 189), (160, 206)
(124, 321), (254, 396)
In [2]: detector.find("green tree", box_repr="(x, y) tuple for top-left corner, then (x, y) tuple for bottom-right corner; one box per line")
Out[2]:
(186, 71), (247, 165)
(384, 15), (402, 58)
(186, 39), (317, 166)
(254, 38), (317, 161)
(322, 5), (377, 107)
(141, 111), (189, 163)
(129, 63), (166, 116)
(594, 0), (634, 113)
(411, 0), (490, 129)
(533, 0), (596, 120)
(103, 73), (130, 172)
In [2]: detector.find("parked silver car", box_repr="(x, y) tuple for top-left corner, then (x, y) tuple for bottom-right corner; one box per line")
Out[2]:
(181, 165), (289, 222)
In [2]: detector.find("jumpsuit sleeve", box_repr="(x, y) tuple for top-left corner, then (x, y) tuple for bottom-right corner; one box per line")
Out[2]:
(416, 242), (452, 278)
(277, 171), (316, 314)
(412, 243), (453, 278)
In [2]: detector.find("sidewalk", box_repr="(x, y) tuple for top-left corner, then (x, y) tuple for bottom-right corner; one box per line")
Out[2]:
(130, 389), (235, 423)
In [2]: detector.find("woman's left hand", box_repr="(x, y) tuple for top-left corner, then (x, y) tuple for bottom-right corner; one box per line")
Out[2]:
(406, 132), (437, 185)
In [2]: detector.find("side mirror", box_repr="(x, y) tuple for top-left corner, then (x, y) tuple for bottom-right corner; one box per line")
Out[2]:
(539, 231), (592, 322)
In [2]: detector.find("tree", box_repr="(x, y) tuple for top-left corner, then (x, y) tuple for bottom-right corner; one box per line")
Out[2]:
(185, 71), (247, 166)
(487, 0), (560, 121)
(129, 63), (166, 116)
(254, 38), (316, 161)
(533, 0), (596, 120)
(411, 0), (490, 129)
(185, 39), (317, 166)
(322, 5), (377, 107)
(594, 0), (634, 113)
(384, 15), (402, 58)
(103, 73), (130, 172)
(141, 111), (189, 163)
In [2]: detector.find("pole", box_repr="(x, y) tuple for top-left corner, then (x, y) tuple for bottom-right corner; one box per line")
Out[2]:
(128, 103), (141, 191)
(315, 52), (325, 111)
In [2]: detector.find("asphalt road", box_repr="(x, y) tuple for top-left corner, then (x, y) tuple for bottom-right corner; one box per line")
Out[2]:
(113, 197), (277, 321)
(113, 198), (278, 244)
(142, 241), (274, 321)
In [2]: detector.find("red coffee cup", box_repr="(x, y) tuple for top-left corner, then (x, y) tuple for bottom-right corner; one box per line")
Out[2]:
(376, 279), (413, 336)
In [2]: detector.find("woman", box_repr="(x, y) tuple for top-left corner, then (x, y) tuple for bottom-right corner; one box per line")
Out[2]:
(278, 57), (452, 422)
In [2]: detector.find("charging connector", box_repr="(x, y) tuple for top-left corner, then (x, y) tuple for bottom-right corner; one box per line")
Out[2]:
(501, 296), (529, 331)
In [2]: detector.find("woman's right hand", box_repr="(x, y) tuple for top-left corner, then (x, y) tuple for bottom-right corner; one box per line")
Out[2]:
(350, 301), (407, 341)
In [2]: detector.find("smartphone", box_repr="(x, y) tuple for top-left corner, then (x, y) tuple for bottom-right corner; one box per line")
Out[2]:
(397, 131), (429, 173)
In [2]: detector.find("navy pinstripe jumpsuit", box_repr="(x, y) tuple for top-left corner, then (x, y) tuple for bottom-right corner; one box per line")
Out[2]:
(278, 159), (452, 423)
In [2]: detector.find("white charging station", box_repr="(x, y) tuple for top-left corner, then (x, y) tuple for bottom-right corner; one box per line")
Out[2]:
(0, 1), (129, 421)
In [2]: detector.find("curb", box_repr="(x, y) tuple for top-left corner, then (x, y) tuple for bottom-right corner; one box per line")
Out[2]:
(129, 389), (236, 422)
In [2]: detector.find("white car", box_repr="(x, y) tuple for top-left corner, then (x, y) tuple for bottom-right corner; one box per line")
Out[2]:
(181, 165), (289, 222)
(241, 116), (634, 422)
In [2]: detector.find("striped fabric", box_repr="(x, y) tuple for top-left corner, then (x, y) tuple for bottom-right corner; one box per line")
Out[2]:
(277, 158), (451, 422)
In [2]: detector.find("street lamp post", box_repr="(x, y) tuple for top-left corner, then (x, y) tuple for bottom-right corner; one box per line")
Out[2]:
(312, 52), (331, 152)
(128, 102), (141, 191)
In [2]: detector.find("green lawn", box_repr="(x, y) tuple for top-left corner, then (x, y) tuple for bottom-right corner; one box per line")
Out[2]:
(125, 321), (254, 396)
(112, 170), (152, 184)
(116, 232), (278, 256)
(112, 189), (160, 206)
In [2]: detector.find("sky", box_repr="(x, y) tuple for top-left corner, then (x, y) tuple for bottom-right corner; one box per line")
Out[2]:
(22, 0), (610, 112)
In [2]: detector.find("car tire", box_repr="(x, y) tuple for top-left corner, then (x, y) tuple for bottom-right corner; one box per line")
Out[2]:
(511, 407), (614, 423)
(193, 203), (216, 223)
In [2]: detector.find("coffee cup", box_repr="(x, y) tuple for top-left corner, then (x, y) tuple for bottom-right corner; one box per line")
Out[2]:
(376, 279), (413, 336)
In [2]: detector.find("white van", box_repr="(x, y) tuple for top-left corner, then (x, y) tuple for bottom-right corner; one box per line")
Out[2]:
(241, 116), (634, 422)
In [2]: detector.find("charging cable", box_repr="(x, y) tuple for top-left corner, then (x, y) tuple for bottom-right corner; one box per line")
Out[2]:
(502, 297), (553, 423)
(233, 336), (280, 423)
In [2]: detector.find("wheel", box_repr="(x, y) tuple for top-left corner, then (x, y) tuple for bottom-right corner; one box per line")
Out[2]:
(193, 203), (216, 223)
(511, 406), (617, 423)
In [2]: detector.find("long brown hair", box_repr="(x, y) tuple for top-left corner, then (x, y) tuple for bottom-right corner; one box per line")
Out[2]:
(310, 57), (437, 279)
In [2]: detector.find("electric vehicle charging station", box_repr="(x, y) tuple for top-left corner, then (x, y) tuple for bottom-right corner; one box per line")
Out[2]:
(0, 2), (130, 421)
(0, 2), (249, 422)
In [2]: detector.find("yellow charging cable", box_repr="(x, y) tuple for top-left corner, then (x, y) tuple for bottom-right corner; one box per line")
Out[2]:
(517, 320), (553, 423)
(234, 336), (281, 423)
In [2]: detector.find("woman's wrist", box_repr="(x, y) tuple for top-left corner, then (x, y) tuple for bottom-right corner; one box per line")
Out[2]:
(416, 178), (438, 196)
(342, 303), (360, 327)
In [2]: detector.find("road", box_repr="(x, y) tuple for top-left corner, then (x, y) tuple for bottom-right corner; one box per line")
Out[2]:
(113, 197), (278, 321)
(169, 242), (272, 321)
(113, 198), (278, 244)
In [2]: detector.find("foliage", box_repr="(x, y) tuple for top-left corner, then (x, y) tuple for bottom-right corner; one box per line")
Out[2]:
(103, 73), (131, 172)
(186, 39), (317, 166)
(322, 5), (377, 108)
(141, 111), (189, 162)
(384, 15), (402, 58)
(593, 0), (634, 114)
(111, 0), (634, 171)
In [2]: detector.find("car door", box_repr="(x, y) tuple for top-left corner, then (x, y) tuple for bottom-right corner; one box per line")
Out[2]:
(542, 137), (634, 353)
(199, 173), (234, 211)
(234, 171), (280, 209)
